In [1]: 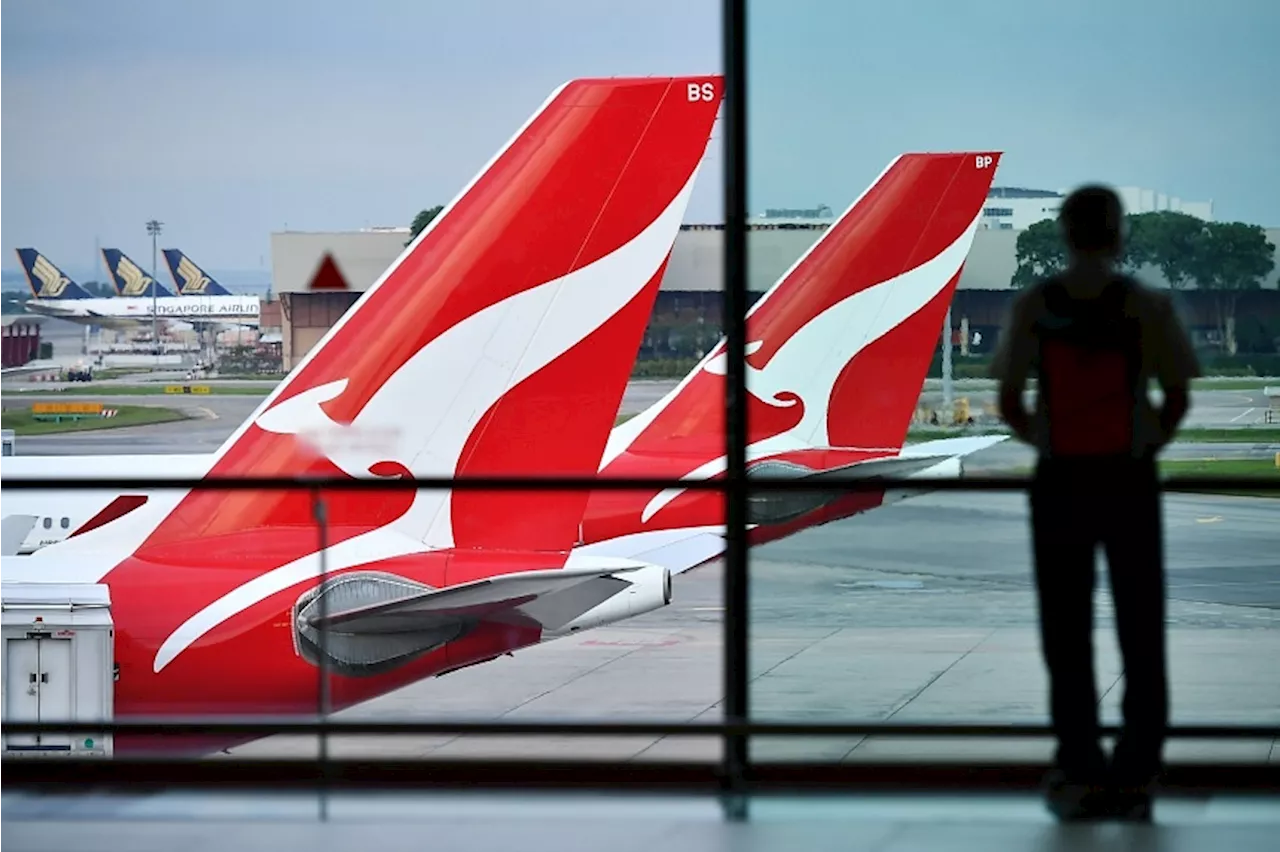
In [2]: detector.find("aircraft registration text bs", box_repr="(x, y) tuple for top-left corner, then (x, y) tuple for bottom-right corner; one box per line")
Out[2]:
(687, 82), (717, 102)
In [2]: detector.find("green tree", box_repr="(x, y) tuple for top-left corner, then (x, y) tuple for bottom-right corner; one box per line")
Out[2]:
(1010, 219), (1067, 288)
(1011, 209), (1212, 289)
(1122, 211), (1204, 289)
(1187, 222), (1276, 354)
(407, 205), (444, 245)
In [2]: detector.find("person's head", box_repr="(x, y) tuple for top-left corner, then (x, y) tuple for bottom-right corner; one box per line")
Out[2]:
(1059, 185), (1125, 262)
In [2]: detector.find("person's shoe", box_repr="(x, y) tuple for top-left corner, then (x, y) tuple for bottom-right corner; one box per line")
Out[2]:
(1044, 769), (1109, 822)
(1105, 785), (1154, 822)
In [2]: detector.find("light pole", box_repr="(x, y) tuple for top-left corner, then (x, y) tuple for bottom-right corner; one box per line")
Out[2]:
(146, 219), (163, 362)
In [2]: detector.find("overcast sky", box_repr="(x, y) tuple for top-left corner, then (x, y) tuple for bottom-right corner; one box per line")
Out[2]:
(4, 0), (1277, 275)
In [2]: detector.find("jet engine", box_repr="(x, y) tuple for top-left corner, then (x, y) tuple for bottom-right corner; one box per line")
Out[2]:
(542, 564), (672, 638)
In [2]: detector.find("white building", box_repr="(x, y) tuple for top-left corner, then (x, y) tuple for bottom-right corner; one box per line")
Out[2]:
(747, 205), (836, 227)
(980, 187), (1065, 230)
(980, 185), (1214, 231)
(1115, 186), (1213, 222)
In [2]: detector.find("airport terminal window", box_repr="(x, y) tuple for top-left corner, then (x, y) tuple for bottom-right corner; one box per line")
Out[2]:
(4, 1), (1279, 808)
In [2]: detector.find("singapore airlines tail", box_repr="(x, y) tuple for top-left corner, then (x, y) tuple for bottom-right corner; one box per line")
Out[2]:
(16, 249), (94, 300)
(101, 248), (175, 298)
(162, 250), (235, 295)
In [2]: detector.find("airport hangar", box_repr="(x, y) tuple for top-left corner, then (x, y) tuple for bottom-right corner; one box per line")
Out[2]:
(266, 189), (1280, 371)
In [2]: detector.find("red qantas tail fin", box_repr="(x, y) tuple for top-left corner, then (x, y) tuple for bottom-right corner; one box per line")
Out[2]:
(603, 152), (1001, 474)
(134, 76), (722, 558)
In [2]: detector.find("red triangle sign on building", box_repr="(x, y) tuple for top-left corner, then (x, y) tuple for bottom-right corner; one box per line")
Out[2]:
(307, 252), (350, 291)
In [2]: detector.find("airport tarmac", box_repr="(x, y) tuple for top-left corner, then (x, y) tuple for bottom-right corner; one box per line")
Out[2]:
(221, 488), (1278, 764)
(919, 386), (1279, 428)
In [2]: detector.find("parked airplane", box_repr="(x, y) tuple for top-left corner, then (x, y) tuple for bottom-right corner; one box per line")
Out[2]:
(15, 248), (157, 330)
(2, 75), (725, 753)
(162, 250), (236, 296)
(101, 248), (259, 327)
(16, 248), (258, 330)
(6, 152), (1004, 562)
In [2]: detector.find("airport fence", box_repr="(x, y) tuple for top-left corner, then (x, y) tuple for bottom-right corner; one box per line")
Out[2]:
(3, 0), (1277, 815)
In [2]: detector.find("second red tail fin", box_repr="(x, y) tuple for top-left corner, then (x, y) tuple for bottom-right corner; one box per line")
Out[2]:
(603, 151), (1001, 472)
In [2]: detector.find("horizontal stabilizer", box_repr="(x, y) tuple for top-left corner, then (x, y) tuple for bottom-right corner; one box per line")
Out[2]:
(291, 559), (666, 678)
(2, 515), (39, 556)
(900, 434), (1008, 459)
(763, 453), (960, 483)
(301, 560), (651, 634)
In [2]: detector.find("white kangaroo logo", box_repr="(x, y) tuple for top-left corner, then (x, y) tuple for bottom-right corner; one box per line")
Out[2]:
(639, 212), (981, 522)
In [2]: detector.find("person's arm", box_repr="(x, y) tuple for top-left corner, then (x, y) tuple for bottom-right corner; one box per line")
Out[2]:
(1158, 386), (1190, 447)
(1152, 294), (1200, 447)
(990, 296), (1037, 446)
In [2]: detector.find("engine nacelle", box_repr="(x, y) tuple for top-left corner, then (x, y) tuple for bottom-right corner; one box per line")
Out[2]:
(292, 570), (470, 678)
(544, 564), (672, 638)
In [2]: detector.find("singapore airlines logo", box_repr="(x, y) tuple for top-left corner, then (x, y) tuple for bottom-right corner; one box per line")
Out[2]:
(116, 256), (155, 296)
(176, 256), (210, 294)
(31, 255), (70, 298)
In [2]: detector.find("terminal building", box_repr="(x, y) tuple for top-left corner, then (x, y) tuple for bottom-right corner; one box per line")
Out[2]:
(268, 188), (1279, 370)
(980, 185), (1215, 231)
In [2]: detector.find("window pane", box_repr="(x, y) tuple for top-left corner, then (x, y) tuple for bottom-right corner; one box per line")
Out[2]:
(3, 0), (726, 767)
(744, 0), (1280, 763)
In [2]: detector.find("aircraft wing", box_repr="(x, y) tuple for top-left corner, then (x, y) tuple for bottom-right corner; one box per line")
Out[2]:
(561, 455), (958, 578)
(1, 360), (60, 377)
(797, 453), (966, 482)
(292, 558), (667, 678)
(570, 437), (1011, 578)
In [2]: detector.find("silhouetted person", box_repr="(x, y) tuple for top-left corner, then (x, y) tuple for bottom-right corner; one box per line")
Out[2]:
(989, 185), (1200, 821)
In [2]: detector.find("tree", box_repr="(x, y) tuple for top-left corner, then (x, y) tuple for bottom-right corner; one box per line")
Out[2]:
(1122, 211), (1204, 289)
(1010, 219), (1067, 288)
(1011, 210), (1211, 289)
(1187, 222), (1276, 354)
(407, 205), (444, 245)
